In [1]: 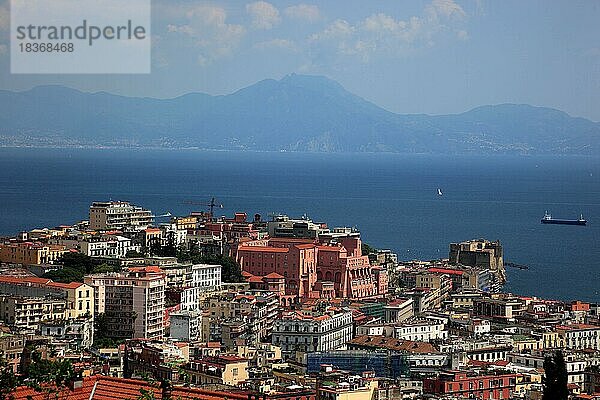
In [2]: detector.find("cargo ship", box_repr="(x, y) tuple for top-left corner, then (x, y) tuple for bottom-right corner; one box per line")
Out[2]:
(541, 211), (587, 226)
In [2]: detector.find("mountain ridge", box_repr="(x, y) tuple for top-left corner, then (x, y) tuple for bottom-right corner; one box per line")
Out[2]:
(1, 74), (598, 154)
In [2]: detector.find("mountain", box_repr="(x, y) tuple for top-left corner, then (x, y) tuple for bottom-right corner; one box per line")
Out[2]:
(1, 74), (599, 154)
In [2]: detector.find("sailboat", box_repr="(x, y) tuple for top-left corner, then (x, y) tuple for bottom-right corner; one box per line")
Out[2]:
(437, 188), (443, 196)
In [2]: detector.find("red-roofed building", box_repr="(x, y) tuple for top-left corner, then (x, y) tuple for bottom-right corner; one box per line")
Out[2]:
(237, 235), (387, 300)
(11, 375), (249, 400)
(423, 371), (520, 399)
(0, 276), (93, 319)
(0, 241), (68, 265)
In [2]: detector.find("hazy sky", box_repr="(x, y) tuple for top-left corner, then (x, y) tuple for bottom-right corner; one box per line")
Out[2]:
(1, 0), (599, 120)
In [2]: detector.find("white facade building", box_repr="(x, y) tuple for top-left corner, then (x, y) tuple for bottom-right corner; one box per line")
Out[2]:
(272, 309), (353, 357)
(558, 324), (600, 350)
(84, 267), (165, 340)
(507, 352), (588, 385)
(177, 264), (222, 310)
(80, 235), (140, 258)
(394, 320), (448, 342)
(89, 201), (154, 232)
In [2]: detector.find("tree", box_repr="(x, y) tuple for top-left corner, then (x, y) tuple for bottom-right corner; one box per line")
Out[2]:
(0, 358), (18, 400)
(43, 267), (84, 283)
(174, 246), (244, 283)
(195, 254), (244, 283)
(125, 250), (145, 258)
(43, 252), (96, 283)
(362, 243), (375, 256)
(21, 348), (77, 399)
(91, 263), (120, 274)
(543, 350), (568, 400)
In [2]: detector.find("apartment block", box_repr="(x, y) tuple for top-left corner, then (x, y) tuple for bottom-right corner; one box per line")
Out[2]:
(0, 242), (68, 265)
(85, 266), (166, 340)
(272, 307), (353, 357)
(89, 201), (154, 232)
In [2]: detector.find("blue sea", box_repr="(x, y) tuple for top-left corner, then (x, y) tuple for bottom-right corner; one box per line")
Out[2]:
(0, 148), (599, 302)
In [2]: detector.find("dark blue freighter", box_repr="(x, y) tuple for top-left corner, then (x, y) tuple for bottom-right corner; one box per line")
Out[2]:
(541, 211), (587, 226)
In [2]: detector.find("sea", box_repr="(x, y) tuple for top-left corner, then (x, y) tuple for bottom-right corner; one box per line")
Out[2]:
(0, 148), (598, 303)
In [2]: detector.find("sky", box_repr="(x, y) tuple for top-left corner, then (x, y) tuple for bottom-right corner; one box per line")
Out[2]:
(0, 0), (599, 121)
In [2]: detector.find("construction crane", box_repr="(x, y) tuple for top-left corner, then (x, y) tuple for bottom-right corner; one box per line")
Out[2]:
(182, 197), (223, 219)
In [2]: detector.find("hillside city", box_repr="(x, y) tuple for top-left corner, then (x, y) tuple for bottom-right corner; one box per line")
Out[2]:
(0, 200), (598, 400)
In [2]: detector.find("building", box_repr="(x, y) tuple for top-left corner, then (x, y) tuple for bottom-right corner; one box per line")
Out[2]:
(393, 319), (448, 342)
(185, 355), (249, 387)
(316, 367), (379, 400)
(473, 297), (524, 320)
(306, 350), (409, 379)
(267, 215), (329, 239)
(507, 351), (587, 386)
(449, 239), (506, 285)
(237, 235), (387, 300)
(0, 294), (66, 330)
(89, 201), (154, 232)
(423, 370), (520, 399)
(0, 242), (67, 265)
(0, 332), (25, 373)
(170, 310), (201, 342)
(383, 298), (414, 323)
(85, 266), (166, 340)
(557, 324), (600, 350)
(201, 290), (278, 346)
(0, 276), (94, 319)
(125, 340), (188, 382)
(347, 336), (446, 372)
(272, 308), (353, 357)
(79, 235), (140, 258)
(39, 316), (94, 349)
(181, 264), (222, 310)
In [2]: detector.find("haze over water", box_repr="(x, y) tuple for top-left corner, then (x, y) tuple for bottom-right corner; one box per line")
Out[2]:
(1, 148), (599, 303)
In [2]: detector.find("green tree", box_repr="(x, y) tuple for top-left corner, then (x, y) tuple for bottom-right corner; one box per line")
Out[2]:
(174, 246), (244, 283)
(125, 250), (145, 258)
(0, 358), (18, 400)
(58, 252), (95, 273)
(91, 263), (120, 274)
(542, 350), (568, 400)
(22, 349), (77, 398)
(362, 243), (375, 256)
(195, 254), (244, 283)
(43, 252), (97, 283)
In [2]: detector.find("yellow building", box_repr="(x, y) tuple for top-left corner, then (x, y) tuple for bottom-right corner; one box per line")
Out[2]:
(317, 368), (379, 400)
(0, 276), (93, 320)
(47, 281), (94, 318)
(0, 242), (68, 265)
(542, 331), (564, 349)
(512, 335), (544, 352)
(186, 355), (249, 387)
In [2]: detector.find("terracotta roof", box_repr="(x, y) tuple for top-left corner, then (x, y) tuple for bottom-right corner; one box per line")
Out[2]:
(246, 276), (264, 283)
(295, 244), (316, 250)
(47, 281), (85, 289)
(264, 272), (284, 279)
(127, 266), (163, 273)
(349, 335), (439, 354)
(238, 246), (289, 253)
(317, 246), (342, 251)
(12, 376), (248, 400)
(0, 276), (52, 285)
(427, 267), (464, 276)
(268, 238), (315, 243)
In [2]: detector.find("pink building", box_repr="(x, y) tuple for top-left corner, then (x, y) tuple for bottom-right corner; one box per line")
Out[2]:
(237, 236), (387, 300)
